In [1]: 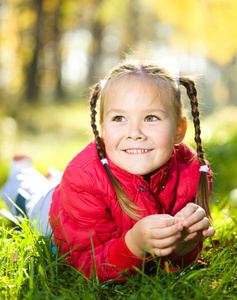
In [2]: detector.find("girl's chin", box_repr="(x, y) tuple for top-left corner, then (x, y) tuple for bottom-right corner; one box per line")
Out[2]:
(120, 165), (157, 175)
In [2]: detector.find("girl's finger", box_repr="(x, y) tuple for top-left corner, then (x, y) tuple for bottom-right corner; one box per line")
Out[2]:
(151, 223), (183, 239)
(149, 216), (182, 230)
(151, 234), (181, 249)
(149, 245), (176, 257)
(202, 226), (215, 237)
(174, 212), (183, 219)
(185, 217), (210, 233)
(182, 207), (206, 227)
(179, 203), (199, 218)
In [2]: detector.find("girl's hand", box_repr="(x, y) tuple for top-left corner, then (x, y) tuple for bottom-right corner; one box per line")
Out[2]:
(173, 203), (215, 256)
(125, 214), (183, 258)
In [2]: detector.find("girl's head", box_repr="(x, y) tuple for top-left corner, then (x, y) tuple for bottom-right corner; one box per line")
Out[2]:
(99, 68), (187, 176)
(90, 58), (211, 219)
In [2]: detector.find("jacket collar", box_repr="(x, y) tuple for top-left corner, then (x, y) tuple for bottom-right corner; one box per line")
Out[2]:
(106, 148), (177, 194)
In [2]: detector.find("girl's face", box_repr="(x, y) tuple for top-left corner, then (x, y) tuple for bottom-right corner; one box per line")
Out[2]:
(100, 76), (186, 175)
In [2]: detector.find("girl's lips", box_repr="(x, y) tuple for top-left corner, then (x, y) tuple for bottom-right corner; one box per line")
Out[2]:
(123, 149), (152, 154)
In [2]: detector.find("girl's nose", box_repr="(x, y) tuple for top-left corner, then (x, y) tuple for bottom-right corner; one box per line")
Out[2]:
(127, 123), (146, 140)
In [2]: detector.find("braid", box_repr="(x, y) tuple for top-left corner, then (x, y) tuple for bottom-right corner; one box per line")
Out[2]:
(90, 83), (105, 160)
(89, 83), (141, 220)
(179, 77), (212, 219)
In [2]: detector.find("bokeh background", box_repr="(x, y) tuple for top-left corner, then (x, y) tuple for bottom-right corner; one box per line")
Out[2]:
(1, 0), (237, 209)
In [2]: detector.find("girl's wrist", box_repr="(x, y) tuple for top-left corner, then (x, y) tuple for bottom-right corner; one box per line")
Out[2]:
(124, 229), (145, 258)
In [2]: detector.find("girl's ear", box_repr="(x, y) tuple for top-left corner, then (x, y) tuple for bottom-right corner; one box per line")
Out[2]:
(174, 116), (187, 144)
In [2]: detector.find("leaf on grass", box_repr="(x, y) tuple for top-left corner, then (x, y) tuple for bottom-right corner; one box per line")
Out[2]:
(204, 239), (220, 251)
(10, 252), (19, 264)
(210, 279), (226, 289)
(204, 239), (233, 252)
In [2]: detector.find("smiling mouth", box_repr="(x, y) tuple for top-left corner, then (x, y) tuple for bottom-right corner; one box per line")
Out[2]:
(124, 149), (152, 154)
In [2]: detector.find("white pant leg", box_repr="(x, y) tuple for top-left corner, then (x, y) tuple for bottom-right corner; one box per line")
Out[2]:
(30, 187), (55, 236)
(1, 168), (60, 236)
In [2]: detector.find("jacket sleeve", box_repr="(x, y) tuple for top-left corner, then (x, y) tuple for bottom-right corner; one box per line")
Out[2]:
(50, 164), (145, 281)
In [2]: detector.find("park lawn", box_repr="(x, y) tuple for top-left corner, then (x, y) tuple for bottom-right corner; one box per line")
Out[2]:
(0, 103), (237, 299)
(0, 205), (236, 299)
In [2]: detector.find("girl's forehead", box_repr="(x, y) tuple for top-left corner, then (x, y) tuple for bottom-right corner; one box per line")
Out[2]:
(103, 75), (172, 108)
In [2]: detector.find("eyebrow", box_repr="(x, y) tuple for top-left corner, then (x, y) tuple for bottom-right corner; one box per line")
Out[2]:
(106, 107), (168, 115)
(144, 108), (168, 115)
(106, 109), (125, 115)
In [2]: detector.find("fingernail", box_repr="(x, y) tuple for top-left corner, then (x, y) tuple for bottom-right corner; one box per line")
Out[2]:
(176, 232), (181, 238)
(177, 223), (183, 231)
(183, 220), (189, 227)
(187, 227), (192, 233)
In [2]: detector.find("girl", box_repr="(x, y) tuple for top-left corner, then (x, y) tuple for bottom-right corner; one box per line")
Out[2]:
(1, 58), (215, 281)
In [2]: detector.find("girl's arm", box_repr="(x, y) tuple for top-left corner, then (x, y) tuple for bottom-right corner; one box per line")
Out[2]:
(51, 187), (134, 281)
(51, 166), (169, 281)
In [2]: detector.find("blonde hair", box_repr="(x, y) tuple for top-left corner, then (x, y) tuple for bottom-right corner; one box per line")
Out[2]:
(89, 58), (211, 220)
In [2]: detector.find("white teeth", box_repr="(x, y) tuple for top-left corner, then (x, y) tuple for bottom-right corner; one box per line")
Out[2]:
(125, 149), (149, 154)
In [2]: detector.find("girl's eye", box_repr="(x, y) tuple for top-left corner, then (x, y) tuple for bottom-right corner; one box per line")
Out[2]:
(145, 115), (159, 122)
(113, 116), (126, 122)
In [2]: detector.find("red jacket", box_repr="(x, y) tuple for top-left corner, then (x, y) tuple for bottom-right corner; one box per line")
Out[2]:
(49, 141), (212, 281)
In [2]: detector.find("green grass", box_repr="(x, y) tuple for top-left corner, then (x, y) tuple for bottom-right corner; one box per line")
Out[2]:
(0, 207), (236, 299)
(0, 103), (237, 299)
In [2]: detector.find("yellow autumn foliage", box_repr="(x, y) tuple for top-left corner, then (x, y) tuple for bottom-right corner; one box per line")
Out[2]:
(148, 0), (237, 64)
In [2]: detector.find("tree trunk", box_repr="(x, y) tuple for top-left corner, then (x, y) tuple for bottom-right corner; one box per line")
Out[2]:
(53, 0), (65, 101)
(25, 0), (43, 102)
(87, 3), (104, 86)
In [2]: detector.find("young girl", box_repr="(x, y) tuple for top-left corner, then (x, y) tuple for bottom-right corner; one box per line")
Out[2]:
(1, 58), (215, 281)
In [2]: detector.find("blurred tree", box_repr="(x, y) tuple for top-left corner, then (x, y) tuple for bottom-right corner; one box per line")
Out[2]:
(148, 0), (237, 106)
(148, 0), (237, 65)
(25, 0), (65, 102)
(1, 0), (66, 103)
(1, 0), (237, 106)
(119, 0), (158, 54)
(84, 0), (158, 81)
(43, 0), (65, 101)
(82, 1), (105, 85)
(25, 0), (43, 102)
